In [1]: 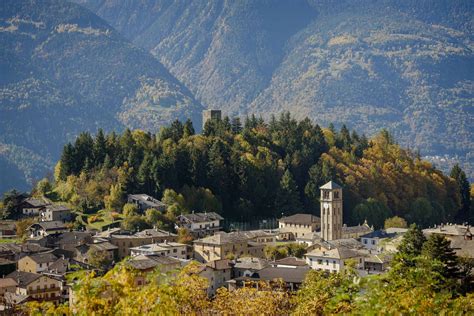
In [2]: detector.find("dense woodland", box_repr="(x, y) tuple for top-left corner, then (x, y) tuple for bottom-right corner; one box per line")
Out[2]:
(26, 225), (474, 315)
(34, 113), (472, 229)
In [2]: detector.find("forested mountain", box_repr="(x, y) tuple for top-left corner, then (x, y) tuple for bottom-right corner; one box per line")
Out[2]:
(0, 0), (202, 193)
(75, 0), (474, 178)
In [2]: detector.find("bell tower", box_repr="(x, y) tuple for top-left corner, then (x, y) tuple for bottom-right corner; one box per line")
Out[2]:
(320, 181), (343, 241)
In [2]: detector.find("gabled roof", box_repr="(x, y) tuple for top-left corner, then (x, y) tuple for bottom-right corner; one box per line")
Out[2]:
(320, 181), (342, 190)
(273, 257), (308, 267)
(20, 197), (50, 208)
(342, 223), (372, 234)
(25, 252), (58, 264)
(0, 277), (17, 288)
(128, 254), (181, 270)
(234, 257), (269, 270)
(253, 266), (310, 284)
(178, 212), (223, 223)
(193, 232), (248, 245)
(30, 221), (68, 231)
(305, 247), (362, 260)
(279, 214), (320, 225)
(134, 228), (177, 238)
(6, 271), (41, 286)
(361, 230), (396, 239)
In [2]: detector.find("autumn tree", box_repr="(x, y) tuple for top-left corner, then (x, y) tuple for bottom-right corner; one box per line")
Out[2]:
(384, 216), (408, 229)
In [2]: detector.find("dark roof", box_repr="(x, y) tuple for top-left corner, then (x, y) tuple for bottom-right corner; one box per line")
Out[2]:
(30, 221), (68, 231)
(0, 243), (49, 254)
(361, 230), (396, 239)
(48, 258), (70, 274)
(21, 197), (50, 208)
(279, 213), (320, 225)
(179, 212), (224, 223)
(320, 181), (342, 190)
(57, 231), (93, 245)
(253, 266), (310, 284)
(342, 223), (372, 234)
(26, 252), (58, 264)
(6, 271), (41, 286)
(90, 241), (118, 251)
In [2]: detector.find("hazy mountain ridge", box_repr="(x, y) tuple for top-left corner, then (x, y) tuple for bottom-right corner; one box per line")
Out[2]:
(0, 0), (203, 192)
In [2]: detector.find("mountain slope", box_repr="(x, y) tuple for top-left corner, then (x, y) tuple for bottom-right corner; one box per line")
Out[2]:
(0, 0), (203, 191)
(75, 0), (474, 178)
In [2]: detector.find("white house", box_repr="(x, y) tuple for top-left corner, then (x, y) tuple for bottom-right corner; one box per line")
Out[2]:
(360, 230), (397, 251)
(177, 212), (223, 237)
(130, 241), (190, 260)
(305, 247), (365, 273)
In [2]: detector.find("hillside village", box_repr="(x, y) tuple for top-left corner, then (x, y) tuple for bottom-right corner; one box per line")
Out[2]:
(0, 179), (472, 312)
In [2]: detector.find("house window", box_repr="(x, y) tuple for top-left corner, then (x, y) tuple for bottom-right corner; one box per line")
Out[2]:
(372, 240), (375, 245)
(363, 239), (367, 244)
(323, 191), (329, 199)
(334, 191), (339, 199)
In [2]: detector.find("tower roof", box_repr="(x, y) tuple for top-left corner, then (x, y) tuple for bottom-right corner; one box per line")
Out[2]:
(320, 181), (342, 190)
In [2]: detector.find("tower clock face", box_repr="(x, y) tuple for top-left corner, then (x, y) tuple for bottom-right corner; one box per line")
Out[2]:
(323, 203), (329, 209)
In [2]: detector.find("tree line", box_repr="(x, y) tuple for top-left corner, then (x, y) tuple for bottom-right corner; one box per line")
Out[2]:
(18, 112), (470, 227)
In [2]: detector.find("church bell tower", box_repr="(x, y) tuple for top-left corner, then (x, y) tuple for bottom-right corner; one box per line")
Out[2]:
(320, 181), (343, 241)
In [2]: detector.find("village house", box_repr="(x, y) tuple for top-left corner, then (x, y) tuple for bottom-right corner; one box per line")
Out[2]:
(198, 259), (232, 296)
(28, 221), (69, 238)
(227, 265), (310, 292)
(130, 241), (190, 260)
(296, 231), (321, 247)
(19, 197), (50, 216)
(364, 253), (393, 273)
(0, 221), (16, 239)
(423, 223), (472, 241)
(342, 222), (373, 239)
(40, 205), (72, 222)
(233, 257), (269, 278)
(127, 194), (167, 213)
(305, 247), (365, 273)
(193, 232), (265, 263)
(278, 213), (320, 240)
(18, 252), (58, 274)
(270, 257), (308, 269)
(75, 241), (118, 265)
(128, 255), (182, 286)
(6, 271), (62, 303)
(177, 212), (223, 238)
(0, 278), (17, 297)
(107, 228), (178, 259)
(360, 230), (397, 251)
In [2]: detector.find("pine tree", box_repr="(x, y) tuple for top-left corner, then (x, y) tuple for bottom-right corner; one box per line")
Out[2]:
(59, 143), (75, 180)
(275, 169), (302, 215)
(93, 128), (107, 166)
(422, 234), (459, 280)
(396, 224), (426, 266)
(183, 119), (195, 138)
(450, 164), (471, 222)
(231, 117), (242, 134)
